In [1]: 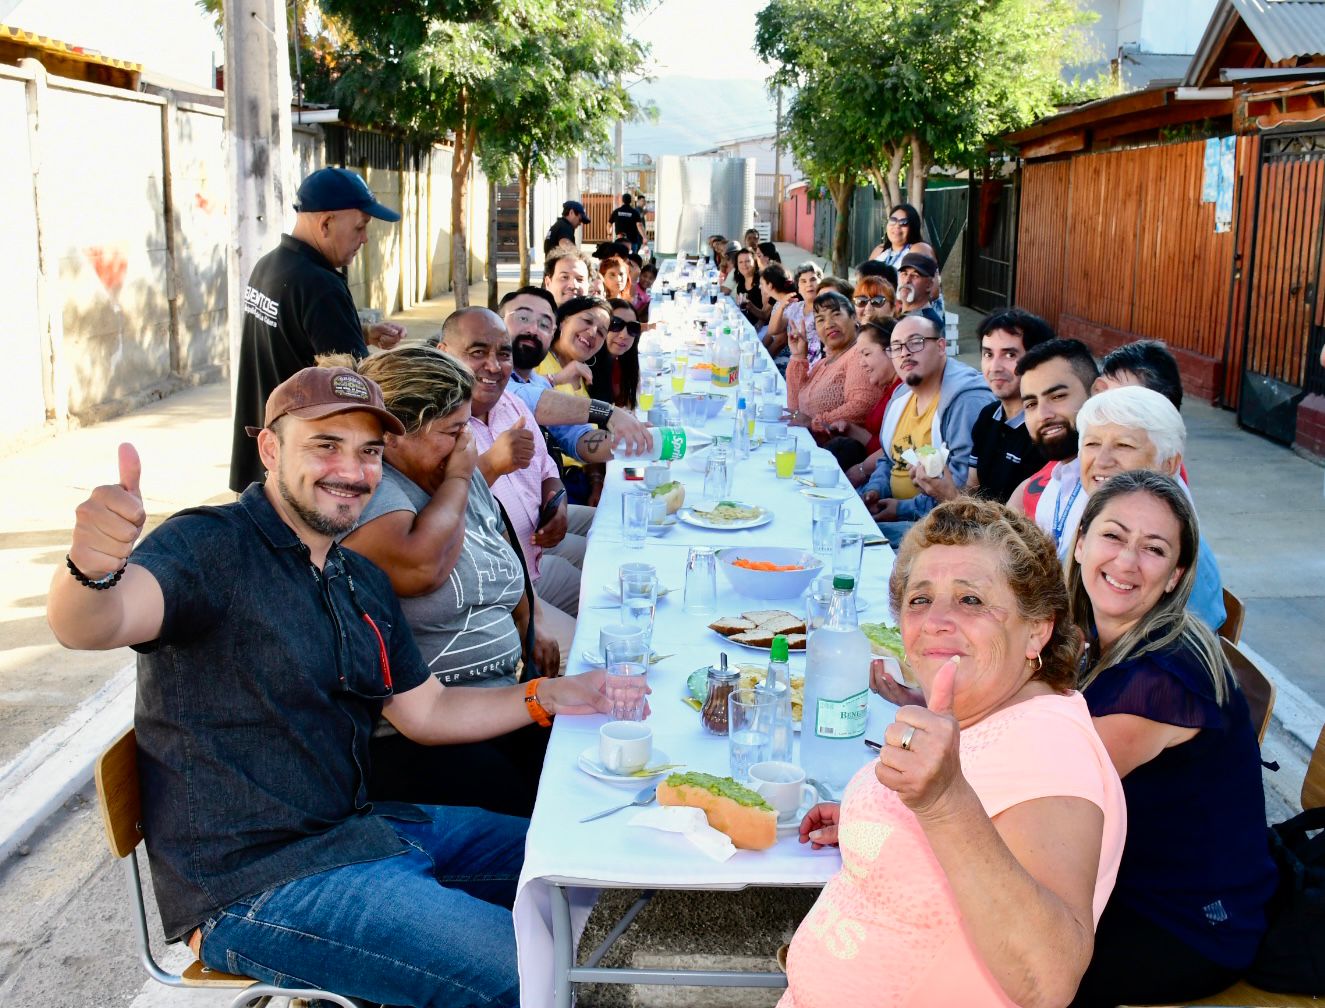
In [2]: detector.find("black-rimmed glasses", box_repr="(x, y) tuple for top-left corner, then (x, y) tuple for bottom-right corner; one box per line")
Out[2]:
(885, 335), (943, 357)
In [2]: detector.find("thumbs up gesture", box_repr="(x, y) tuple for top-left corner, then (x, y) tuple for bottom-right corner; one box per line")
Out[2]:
(874, 656), (963, 817)
(70, 443), (147, 579)
(485, 416), (536, 476)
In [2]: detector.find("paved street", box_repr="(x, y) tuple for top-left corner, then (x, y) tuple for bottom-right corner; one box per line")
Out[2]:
(1, 256), (1323, 1005)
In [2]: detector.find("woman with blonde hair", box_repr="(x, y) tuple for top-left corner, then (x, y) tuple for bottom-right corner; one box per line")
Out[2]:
(1066, 470), (1275, 1007)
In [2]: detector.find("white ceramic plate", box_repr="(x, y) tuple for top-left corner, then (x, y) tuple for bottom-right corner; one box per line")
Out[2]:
(777, 800), (817, 835)
(577, 746), (678, 784)
(678, 504), (772, 531)
(647, 516), (678, 536)
(601, 583), (674, 602)
(709, 627), (806, 653)
(581, 648), (663, 666)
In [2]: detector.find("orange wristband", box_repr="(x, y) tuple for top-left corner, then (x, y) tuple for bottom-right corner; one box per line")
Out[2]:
(524, 678), (553, 727)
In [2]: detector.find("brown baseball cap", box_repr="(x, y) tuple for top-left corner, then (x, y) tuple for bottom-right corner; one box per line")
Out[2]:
(246, 366), (405, 436)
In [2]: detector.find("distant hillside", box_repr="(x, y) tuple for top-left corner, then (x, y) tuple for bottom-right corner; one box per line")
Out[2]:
(622, 76), (778, 159)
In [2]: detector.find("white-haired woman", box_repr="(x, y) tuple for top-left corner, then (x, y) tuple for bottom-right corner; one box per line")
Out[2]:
(1066, 471), (1275, 1007)
(1071, 385), (1225, 630)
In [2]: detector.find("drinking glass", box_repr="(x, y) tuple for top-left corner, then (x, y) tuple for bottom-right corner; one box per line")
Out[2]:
(619, 562), (658, 646)
(775, 435), (798, 479)
(601, 624), (648, 665)
(811, 498), (844, 556)
(638, 376), (656, 412)
(728, 688), (777, 782)
(805, 575), (834, 635)
(670, 366), (685, 394)
(832, 531), (865, 585)
(605, 660), (649, 721)
(703, 448), (730, 503)
(683, 546), (718, 615)
(621, 490), (650, 549)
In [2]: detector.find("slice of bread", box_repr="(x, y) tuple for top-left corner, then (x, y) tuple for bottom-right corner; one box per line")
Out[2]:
(709, 617), (755, 636)
(763, 613), (807, 636)
(783, 633), (807, 650)
(657, 773), (777, 850)
(730, 628), (777, 648)
(741, 609), (792, 626)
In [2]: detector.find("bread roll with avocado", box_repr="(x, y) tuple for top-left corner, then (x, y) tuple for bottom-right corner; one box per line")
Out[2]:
(656, 772), (777, 850)
(650, 480), (685, 515)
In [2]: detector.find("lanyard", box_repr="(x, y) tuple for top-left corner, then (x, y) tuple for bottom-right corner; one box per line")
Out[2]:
(1052, 476), (1083, 543)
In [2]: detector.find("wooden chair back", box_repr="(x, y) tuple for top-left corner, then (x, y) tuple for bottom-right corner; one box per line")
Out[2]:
(95, 728), (143, 859)
(1218, 588), (1245, 644)
(1303, 725), (1325, 811)
(1221, 638), (1276, 744)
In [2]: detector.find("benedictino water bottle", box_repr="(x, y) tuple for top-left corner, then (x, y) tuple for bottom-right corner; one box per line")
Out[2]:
(731, 397), (751, 460)
(800, 575), (872, 795)
(761, 634), (794, 763)
(615, 426), (713, 463)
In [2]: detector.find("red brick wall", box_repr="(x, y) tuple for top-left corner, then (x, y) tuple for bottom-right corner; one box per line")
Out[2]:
(1058, 315), (1225, 404)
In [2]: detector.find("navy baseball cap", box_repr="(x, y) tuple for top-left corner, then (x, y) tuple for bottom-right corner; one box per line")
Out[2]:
(562, 199), (590, 223)
(295, 168), (401, 222)
(898, 252), (938, 277)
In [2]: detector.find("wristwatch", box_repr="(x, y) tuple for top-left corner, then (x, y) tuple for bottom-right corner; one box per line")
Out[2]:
(587, 399), (614, 428)
(524, 678), (553, 727)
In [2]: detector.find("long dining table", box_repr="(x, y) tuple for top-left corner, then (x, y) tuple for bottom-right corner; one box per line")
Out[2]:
(512, 293), (900, 1008)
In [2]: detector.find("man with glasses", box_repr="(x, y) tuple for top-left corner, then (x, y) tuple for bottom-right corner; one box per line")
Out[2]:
(859, 315), (994, 547)
(48, 367), (611, 1007)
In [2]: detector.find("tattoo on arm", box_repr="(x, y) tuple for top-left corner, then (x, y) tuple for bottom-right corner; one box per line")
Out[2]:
(582, 431), (609, 456)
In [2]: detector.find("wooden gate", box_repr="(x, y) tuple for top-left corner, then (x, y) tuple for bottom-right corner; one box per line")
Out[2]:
(1235, 130), (1325, 442)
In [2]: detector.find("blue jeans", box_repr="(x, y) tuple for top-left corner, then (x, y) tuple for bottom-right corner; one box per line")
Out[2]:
(875, 519), (915, 550)
(198, 806), (527, 1007)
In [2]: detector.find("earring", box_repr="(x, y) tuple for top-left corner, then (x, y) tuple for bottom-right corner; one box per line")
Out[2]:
(1028, 653), (1043, 673)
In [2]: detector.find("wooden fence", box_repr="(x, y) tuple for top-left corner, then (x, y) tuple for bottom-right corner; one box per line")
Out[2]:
(1016, 137), (1246, 402)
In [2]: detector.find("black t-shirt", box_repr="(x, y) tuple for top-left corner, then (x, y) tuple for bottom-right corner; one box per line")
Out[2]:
(543, 216), (577, 254)
(229, 235), (368, 492)
(608, 204), (643, 242)
(968, 400), (1045, 503)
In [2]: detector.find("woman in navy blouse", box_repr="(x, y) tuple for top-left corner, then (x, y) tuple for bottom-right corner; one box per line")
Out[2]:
(1066, 470), (1276, 1007)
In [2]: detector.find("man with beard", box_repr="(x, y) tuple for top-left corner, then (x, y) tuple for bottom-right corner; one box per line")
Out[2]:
(496, 287), (652, 467)
(859, 314), (994, 548)
(1005, 338), (1099, 561)
(46, 367), (612, 1007)
(895, 250), (942, 319)
(436, 309), (582, 659)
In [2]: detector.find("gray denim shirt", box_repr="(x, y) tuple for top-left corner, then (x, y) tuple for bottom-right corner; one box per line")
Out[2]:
(129, 486), (430, 940)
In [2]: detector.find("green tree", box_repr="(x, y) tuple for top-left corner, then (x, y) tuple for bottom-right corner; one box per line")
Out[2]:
(757, 0), (1094, 246)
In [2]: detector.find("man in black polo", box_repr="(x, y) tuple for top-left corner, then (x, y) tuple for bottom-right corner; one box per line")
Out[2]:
(543, 199), (589, 255)
(49, 367), (611, 1006)
(229, 167), (406, 494)
(608, 193), (645, 255)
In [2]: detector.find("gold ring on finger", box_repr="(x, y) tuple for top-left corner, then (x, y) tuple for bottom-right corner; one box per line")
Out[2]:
(900, 725), (916, 751)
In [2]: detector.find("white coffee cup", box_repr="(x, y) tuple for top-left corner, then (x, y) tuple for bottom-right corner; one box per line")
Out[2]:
(599, 721), (653, 774)
(811, 460), (839, 487)
(748, 761), (818, 823)
(793, 432), (812, 470)
(758, 400), (783, 421)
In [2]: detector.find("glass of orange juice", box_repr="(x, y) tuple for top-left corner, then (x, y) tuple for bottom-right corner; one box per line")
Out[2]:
(774, 436), (798, 479)
(638, 377), (656, 412)
(670, 367), (685, 394)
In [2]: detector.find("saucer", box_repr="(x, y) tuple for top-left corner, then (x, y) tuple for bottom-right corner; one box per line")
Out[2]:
(776, 801), (817, 835)
(578, 746), (677, 784)
(581, 648), (661, 666)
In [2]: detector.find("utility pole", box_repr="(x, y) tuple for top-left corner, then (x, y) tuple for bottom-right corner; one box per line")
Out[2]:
(223, 0), (294, 408)
(613, 73), (625, 200)
(772, 86), (783, 242)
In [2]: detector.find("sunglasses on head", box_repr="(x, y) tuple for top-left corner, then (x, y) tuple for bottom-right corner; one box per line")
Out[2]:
(608, 317), (642, 338)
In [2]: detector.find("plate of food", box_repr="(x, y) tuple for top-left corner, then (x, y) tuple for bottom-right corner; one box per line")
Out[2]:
(708, 610), (807, 651)
(685, 664), (804, 730)
(678, 501), (771, 530)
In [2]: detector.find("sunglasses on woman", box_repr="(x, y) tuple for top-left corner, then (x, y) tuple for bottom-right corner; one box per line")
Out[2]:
(854, 296), (891, 308)
(608, 317), (642, 338)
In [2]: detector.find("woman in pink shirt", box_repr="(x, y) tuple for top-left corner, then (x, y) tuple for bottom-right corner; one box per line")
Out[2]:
(782, 499), (1126, 1008)
(786, 291), (881, 437)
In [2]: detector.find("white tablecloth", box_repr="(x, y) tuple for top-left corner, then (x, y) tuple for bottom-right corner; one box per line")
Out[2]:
(512, 347), (899, 1006)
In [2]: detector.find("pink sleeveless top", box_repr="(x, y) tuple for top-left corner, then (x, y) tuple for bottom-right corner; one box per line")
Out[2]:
(780, 692), (1125, 1008)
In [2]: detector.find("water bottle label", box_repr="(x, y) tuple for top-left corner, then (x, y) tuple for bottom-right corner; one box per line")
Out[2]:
(813, 689), (869, 739)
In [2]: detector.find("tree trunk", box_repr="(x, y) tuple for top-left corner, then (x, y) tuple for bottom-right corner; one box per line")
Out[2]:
(449, 93), (474, 308)
(907, 135), (930, 227)
(829, 177), (854, 277)
(517, 161), (530, 287)
(486, 175), (498, 310)
(885, 143), (905, 209)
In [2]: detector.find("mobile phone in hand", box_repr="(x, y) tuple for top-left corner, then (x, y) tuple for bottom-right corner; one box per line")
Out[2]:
(536, 488), (567, 531)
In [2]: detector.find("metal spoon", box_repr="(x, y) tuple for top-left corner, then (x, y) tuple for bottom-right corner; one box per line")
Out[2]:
(579, 783), (658, 823)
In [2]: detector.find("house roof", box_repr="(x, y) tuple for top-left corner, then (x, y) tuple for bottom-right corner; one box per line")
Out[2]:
(1186, 0), (1325, 86)
(0, 24), (142, 88)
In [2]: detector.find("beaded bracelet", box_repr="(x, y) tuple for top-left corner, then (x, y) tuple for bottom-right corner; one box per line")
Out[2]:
(66, 554), (126, 590)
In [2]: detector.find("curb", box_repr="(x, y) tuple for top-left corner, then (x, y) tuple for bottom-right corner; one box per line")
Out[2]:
(0, 662), (135, 863)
